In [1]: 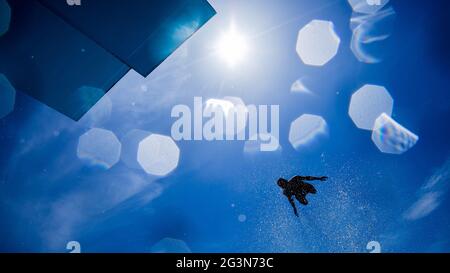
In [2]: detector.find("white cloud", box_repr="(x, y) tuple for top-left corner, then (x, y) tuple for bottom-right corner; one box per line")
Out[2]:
(403, 192), (442, 221)
(404, 158), (450, 221)
(41, 172), (161, 250)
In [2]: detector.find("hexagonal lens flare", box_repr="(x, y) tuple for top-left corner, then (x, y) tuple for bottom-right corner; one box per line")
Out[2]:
(0, 74), (15, 120)
(289, 114), (328, 150)
(77, 128), (122, 169)
(296, 20), (341, 66)
(151, 238), (191, 253)
(371, 113), (419, 154)
(137, 134), (180, 176)
(349, 84), (393, 130)
(0, 0), (11, 37)
(348, 0), (390, 14)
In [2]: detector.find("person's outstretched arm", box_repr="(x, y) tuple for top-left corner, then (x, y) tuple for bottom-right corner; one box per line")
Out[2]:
(287, 195), (299, 217)
(298, 176), (328, 181)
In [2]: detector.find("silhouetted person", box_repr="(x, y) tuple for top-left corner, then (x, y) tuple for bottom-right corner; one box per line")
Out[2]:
(277, 175), (328, 217)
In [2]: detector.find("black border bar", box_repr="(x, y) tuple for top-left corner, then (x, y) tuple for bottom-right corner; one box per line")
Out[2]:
(0, 253), (448, 272)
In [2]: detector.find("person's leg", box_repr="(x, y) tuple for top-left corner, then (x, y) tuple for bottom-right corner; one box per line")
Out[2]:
(289, 199), (299, 217)
(296, 194), (308, 205)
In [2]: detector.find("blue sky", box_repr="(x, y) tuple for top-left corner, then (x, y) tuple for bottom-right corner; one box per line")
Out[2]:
(1, 0), (450, 253)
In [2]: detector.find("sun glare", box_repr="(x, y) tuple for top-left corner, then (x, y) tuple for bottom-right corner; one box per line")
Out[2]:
(216, 25), (249, 68)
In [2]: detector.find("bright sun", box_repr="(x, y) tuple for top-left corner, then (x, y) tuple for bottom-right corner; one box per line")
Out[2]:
(216, 25), (249, 68)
